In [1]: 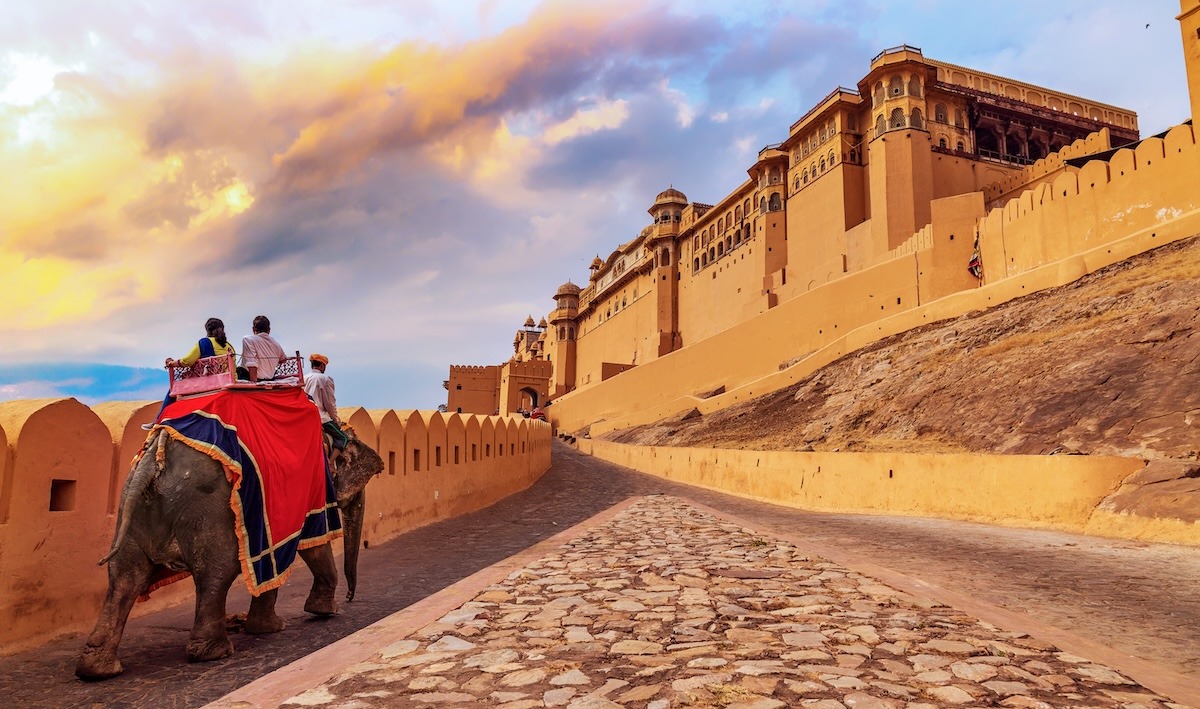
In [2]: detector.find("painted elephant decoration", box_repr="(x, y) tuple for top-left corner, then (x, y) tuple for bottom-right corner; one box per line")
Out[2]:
(76, 425), (383, 680)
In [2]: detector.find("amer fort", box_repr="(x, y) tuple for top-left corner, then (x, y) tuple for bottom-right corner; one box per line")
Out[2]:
(3, 4), (1200, 708)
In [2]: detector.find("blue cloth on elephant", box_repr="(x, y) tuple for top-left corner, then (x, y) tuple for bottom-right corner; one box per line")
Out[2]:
(149, 387), (341, 596)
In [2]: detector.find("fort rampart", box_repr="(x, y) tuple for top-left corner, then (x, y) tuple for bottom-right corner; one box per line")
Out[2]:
(576, 439), (1198, 546)
(0, 399), (551, 653)
(549, 123), (1200, 438)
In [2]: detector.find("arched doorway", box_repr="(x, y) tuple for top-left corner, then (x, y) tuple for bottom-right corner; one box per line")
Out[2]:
(519, 387), (540, 409)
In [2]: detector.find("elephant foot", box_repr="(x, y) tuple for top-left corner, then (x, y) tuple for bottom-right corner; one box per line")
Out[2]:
(75, 647), (123, 681)
(304, 591), (338, 616)
(244, 612), (286, 634)
(186, 635), (234, 663)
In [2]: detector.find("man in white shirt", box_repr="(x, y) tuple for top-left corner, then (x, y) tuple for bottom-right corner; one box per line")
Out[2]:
(304, 353), (347, 466)
(241, 315), (287, 382)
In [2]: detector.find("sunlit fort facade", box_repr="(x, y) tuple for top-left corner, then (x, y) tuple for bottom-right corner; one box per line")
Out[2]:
(447, 16), (1198, 418)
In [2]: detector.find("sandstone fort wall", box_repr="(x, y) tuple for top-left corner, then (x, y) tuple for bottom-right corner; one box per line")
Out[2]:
(0, 399), (551, 654)
(550, 121), (1200, 437)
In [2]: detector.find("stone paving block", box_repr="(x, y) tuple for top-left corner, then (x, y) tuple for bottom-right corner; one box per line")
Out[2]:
(263, 496), (1180, 708)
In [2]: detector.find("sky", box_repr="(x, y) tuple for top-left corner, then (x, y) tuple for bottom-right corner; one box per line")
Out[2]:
(0, 0), (1189, 409)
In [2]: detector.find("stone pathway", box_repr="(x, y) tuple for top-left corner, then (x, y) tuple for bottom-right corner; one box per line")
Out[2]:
(269, 496), (1185, 708)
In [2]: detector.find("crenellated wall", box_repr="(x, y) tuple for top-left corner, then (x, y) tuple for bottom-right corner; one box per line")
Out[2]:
(0, 399), (551, 654)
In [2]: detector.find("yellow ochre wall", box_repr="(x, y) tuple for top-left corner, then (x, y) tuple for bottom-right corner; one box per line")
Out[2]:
(577, 439), (1195, 545)
(0, 399), (551, 654)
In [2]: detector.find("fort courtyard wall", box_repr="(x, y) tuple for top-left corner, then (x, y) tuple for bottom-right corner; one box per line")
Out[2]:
(0, 399), (551, 653)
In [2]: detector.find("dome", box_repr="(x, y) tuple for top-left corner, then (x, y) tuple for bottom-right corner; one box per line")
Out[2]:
(538, 329), (547, 341)
(652, 186), (688, 208)
(554, 280), (581, 297)
(639, 224), (655, 239)
(524, 315), (536, 328)
(538, 317), (548, 329)
(590, 256), (604, 270)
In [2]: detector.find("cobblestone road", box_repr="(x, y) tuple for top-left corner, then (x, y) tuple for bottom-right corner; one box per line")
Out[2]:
(259, 495), (1184, 708)
(2, 441), (1198, 707)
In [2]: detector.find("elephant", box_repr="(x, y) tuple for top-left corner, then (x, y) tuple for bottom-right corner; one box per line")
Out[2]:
(76, 425), (383, 681)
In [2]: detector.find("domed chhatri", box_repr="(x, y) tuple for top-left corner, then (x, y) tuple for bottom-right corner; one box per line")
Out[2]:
(555, 280), (582, 297)
(538, 317), (548, 329)
(590, 256), (604, 270)
(524, 315), (536, 328)
(653, 186), (688, 208)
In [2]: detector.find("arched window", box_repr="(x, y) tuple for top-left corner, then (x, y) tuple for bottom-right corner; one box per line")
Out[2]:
(810, 162), (817, 176)
(759, 196), (767, 213)
(793, 175), (800, 191)
(935, 103), (947, 122)
(890, 108), (905, 129)
(819, 156), (826, 172)
(954, 109), (964, 127)
(717, 216), (724, 232)
(674, 211), (681, 222)
(693, 257), (700, 271)
(873, 81), (884, 106)
(957, 140), (965, 151)
(734, 229), (742, 244)
(717, 241), (724, 256)
(939, 136), (948, 148)
(744, 198), (751, 215)
(701, 252), (708, 266)
(849, 148), (858, 163)
(888, 74), (903, 96)
(734, 206), (742, 221)
(875, 114), (886, 136)
(559, 326), (565, 339)
(726, 235), (732, 251)
(908, 75), (922, 97)
(693, 235), (700, 250)
(803, 169), (809, 184)
(910, 108), (923, 129)
(828, 149), (835, 166)
(661, 248), (670, 266)
(768, 192), (781, 211)
(708, 247), (715, 261)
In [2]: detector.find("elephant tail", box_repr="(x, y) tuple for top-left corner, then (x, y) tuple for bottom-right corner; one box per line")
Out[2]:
(99, 429), (166, 565)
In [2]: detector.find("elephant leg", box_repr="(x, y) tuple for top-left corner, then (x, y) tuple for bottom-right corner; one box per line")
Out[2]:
(75, 549), (156, 680)
(244, 588), (285, 634)
(340, 489), (366, 602)
(299, 543), (338, 616)
(185, 560), (239, 663)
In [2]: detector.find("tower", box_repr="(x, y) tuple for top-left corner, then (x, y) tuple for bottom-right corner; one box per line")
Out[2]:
(645, 187), (687, 355)
(548, 281), (581, 397)
(1181, 1), (1200, 122)
(861, 46), (935, 254)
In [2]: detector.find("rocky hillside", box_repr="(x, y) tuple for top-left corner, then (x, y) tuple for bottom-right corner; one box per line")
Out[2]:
(610, 235), (1200, 464)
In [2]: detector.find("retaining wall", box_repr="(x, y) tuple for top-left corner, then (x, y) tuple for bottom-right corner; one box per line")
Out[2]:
(0, 399), (551, 654)
(578, 439), (1198, 545)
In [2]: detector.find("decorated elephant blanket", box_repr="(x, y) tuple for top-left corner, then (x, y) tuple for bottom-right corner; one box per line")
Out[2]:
(151, 386), (342, 596)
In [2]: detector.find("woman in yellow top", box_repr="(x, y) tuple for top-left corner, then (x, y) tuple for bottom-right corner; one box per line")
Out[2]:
(145, 318), (236, 429)
(166, 317), (236, 367)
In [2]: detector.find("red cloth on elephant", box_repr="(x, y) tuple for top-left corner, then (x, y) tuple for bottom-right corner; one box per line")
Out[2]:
(144, 387), (341, 597)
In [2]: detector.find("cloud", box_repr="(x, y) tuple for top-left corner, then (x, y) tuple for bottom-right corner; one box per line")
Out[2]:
(0, 0), (1188, 410)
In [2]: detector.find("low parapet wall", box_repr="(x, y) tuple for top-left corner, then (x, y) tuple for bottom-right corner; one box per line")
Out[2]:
(578, 439), (1199, 546)
(0, 399), (551, 654)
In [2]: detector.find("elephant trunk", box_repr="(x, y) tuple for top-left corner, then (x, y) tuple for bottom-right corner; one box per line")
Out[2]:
(99, 430), (166, 565)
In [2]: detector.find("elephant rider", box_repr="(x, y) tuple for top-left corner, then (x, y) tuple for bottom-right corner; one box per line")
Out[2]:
(304, 353), (348, 468)
(239, 315), (287, 382)
(145, 317), (236, 429)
